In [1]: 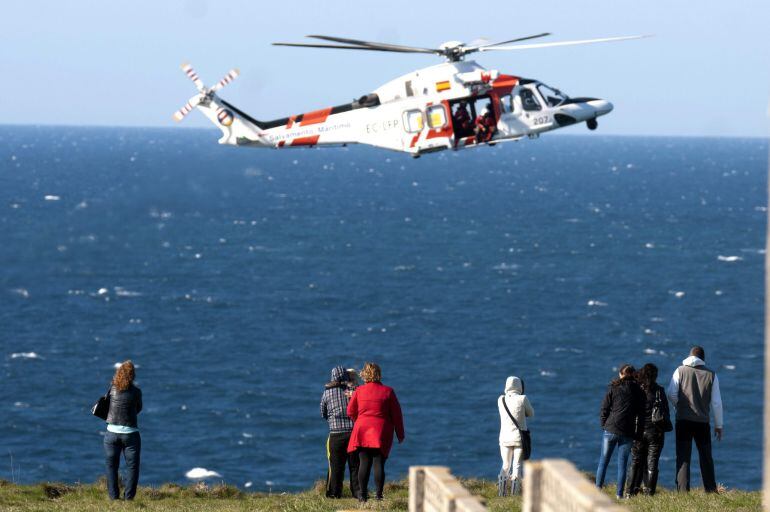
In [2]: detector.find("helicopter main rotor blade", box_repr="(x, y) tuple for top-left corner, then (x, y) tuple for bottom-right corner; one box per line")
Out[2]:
(479, 35), (650, 52)
(306, 34), (438, 54)
(472, 32), (552, 50)
(273, 42), (425, 53)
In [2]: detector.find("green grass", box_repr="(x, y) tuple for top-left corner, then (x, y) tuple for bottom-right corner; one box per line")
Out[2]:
(0, 478), (761, 511)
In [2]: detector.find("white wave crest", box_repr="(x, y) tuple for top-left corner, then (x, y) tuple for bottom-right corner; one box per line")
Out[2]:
(114, 287), (142, 297)
(11, 352), (42, 359)
(717, 255), (742, 262)
(11, 288), (29, 298)
(185, 467), (222, 480)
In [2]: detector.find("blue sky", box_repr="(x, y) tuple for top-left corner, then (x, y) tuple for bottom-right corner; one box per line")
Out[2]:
(2, 0), (769, 137)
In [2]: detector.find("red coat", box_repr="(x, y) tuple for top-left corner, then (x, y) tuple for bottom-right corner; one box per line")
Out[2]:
(346, 382), (405, 457)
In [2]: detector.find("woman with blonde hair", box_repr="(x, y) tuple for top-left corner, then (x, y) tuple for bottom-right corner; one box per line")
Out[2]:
(346, 362), (405, 502)
(103, 360), (143, 500)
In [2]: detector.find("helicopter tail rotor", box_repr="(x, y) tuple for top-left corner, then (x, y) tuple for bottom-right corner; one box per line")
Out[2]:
(172, 95), (203, 122)
(211, 68), (240, 92)
(172, 63), (240, 122)
(181, 63), (206, 92)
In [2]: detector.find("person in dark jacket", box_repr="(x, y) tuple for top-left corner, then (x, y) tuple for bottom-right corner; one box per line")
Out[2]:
(103, 360), (142, 500)
(595, 364), (645, 498)
(320, 366), (360, 499)
(626, 363), (671, 496)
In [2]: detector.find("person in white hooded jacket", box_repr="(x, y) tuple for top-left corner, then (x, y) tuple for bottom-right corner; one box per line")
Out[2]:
(497, 376), (534, 496)
(666, 346), (723, 493)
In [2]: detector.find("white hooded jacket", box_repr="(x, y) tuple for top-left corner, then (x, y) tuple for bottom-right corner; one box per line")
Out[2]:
(498, 376), (534, 447)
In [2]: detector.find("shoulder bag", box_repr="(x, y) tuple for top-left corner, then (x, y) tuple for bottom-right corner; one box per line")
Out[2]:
(651, 387), (673, 432)
(501, 395), (532, 460)
(91, 385), (112, 420)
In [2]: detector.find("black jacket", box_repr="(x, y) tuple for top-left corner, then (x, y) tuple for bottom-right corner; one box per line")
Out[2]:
(600, 378), (645, 438)
(641, 383), (670, 433)
(106, 384), (142, 428)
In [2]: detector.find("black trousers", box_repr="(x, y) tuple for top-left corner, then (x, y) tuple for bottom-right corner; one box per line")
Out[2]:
(626, 430), (664, 496)
(326, 432), (360, 498)
(357, 448), (386, 500)
(675, 419), (717, 492)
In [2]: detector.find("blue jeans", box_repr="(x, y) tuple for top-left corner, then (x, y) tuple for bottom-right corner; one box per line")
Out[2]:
(595, 430), (633, 497)
(104, 431), (141, 500)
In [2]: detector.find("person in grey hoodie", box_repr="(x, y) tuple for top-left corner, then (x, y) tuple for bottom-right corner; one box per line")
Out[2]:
(497, 376), (534, 496)
(666, 346), (723, 492)
(320, 366), (360, 499)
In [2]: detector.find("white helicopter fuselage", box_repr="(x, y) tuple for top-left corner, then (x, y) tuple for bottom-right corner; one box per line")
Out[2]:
(191, 60), (613, 157)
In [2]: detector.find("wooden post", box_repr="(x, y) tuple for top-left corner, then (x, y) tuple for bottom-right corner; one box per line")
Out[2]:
(764, 100), (770, 512)
(409, 466), (425, 512)
(522, 460), (543, 512)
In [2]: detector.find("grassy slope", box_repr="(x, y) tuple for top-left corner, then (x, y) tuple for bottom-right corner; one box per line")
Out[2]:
(0, 479), (761, 512)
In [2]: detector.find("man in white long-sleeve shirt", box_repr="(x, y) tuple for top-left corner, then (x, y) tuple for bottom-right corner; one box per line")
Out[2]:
(667, 345), (723, 492)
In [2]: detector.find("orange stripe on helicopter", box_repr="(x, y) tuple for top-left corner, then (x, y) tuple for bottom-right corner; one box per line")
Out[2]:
(491, 74), (519, 95)
(290, 135), (320, 146)
(286, 115), (297, 129)
(409, 134), (420, 148)
(299, 108), (332, 126)
(435, 80), (451, 92)
(277, 140), (286, 147)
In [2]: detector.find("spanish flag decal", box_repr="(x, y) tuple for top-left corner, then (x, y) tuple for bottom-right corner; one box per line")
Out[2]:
(435, 80), (451, 92)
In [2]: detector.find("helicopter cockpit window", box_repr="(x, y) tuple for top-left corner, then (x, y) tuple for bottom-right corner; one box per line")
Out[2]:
(520, 89), (542, 112)
(499, 94), (514, 114)
(537, 84), (567, 107)
(426, 105), (447, 128)
(403, 109), (424, 133)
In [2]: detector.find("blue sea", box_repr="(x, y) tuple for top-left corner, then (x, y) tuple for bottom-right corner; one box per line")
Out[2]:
(0, 126), (766, 491)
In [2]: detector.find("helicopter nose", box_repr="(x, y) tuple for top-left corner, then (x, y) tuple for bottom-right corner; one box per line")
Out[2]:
(588, 99), (613, 116)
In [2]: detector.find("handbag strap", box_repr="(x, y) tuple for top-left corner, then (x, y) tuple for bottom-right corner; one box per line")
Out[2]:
(501, 395), (523, 432)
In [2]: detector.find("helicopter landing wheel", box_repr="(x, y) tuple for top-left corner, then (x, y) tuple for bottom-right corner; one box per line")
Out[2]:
(587, 118), (598, 131)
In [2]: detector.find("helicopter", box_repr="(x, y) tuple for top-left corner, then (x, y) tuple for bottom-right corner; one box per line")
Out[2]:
(173, 33), (647, 157)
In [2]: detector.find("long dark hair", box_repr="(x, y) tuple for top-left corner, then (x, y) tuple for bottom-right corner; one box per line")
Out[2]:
(611, 364), (635, 386)
(636, 363), (658, 391)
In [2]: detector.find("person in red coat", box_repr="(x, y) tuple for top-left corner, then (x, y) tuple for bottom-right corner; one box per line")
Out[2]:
(346, 362), (405, 502)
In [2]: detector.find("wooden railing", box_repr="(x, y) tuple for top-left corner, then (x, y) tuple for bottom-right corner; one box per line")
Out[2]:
(404, 460), (632, 512)
(408, 466), (486, 512)
(523, 459), (628, 512)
